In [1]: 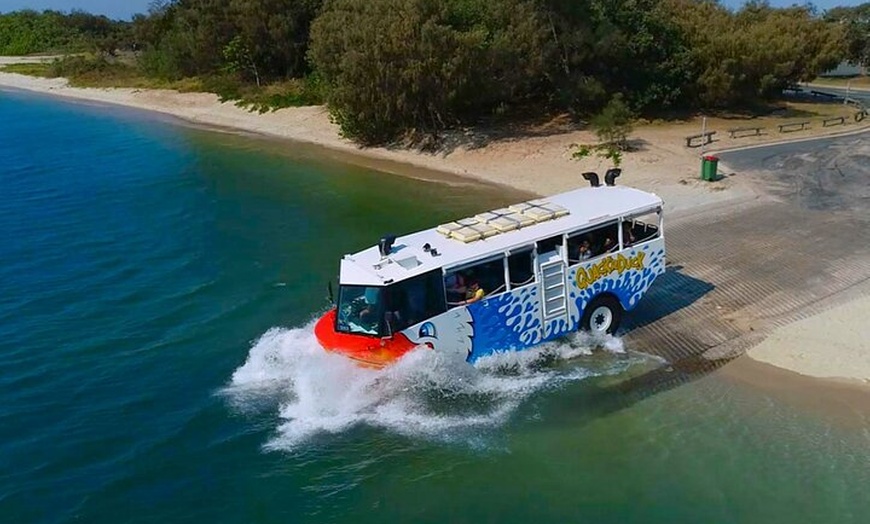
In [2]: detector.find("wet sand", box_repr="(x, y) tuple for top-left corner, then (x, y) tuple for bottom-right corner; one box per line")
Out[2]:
(721, 356), (870, 427)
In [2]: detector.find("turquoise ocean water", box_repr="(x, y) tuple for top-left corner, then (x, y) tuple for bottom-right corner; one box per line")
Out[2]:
(1, 89), (869, 524)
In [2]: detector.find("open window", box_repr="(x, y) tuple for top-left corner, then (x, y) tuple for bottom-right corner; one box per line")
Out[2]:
(567, 231), (594, 265)
(622, 208), (661, 248)
(536, 235), (563, 256)
(508, 248), (535, 288)
(569, 221), (619, 260)
(445, 257), (506, 307)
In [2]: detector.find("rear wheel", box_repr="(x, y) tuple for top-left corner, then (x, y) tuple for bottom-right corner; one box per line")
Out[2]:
(581, 295), (623, 335)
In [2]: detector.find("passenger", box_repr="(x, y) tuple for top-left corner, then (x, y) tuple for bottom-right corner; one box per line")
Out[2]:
(622, 222), (637, 247)
(578, 240), (592, 260)
(445, 272), (468, 304)
(357, 290), (380, 330)
(358, 302), (377, 328)
(464, 281), (485, 305)
(601, 236), (616, 254)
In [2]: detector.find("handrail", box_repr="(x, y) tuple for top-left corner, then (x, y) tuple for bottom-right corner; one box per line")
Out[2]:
(488, 284), (506, 295)
(510, 276), (535, 287)
(447, 283), (507, 306)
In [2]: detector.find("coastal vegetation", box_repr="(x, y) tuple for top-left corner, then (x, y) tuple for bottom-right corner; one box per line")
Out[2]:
(825, 3), (870, 67)
(0, 1), (862, 144)
(0, 9), (129, 55)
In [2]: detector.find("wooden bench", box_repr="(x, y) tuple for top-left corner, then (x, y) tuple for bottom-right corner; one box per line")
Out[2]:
(685, 131), (716, 148)
(822, 116), (846, 128)
(778, 121), (810, 133)
(727, 126), (763, 139)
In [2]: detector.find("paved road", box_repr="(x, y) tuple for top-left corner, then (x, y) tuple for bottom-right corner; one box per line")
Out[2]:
(619, 131), (870, 389)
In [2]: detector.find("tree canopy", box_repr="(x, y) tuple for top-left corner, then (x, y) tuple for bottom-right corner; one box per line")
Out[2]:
(0, 9), (130, 56)
(1, 1), (855, 144)
(826, 2), (870, 67)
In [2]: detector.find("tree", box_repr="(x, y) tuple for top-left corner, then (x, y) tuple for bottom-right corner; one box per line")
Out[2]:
(229, 0), (322, 79)
(223, 34), (260, 86)
(591, 94), (633, 149)
(826, 3), (870, 67)
(0, 9), (131, 55)
(309, 0), (549, 144)
(664, 0), (845, 107)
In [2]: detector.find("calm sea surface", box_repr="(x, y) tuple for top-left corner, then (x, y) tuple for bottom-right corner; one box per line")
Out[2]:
(1, 89), (869, 524)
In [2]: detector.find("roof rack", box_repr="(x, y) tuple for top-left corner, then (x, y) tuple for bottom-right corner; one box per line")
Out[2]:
(436, 199), (570, 243)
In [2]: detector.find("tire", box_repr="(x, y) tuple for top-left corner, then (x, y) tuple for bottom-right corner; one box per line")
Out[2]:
(581, 295), (623, 335)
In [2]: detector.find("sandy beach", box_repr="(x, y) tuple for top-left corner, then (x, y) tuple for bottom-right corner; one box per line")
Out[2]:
(748, 297), (870, 384)
(2, 67), (868, 390)
(0, 69), (730, 208)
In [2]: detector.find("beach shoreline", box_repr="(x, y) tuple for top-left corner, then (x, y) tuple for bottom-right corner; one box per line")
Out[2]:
(0, 70), (832, 209)
(3, 69), (868, 394)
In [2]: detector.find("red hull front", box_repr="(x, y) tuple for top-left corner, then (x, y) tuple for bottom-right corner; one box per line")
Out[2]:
(314, 309), (418, 368)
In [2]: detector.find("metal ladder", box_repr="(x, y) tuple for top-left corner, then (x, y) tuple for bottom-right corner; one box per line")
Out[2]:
(540, 259), (568, 320)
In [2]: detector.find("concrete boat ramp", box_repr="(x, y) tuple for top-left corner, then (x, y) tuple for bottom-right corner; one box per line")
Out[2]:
(618, 131), (870, 390)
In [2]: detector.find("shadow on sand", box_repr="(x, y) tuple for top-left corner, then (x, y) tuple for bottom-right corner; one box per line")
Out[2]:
(623, 265), (715, 332)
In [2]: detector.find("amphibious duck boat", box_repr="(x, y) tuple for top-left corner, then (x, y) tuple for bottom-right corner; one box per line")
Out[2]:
(315, 170), (666, 367)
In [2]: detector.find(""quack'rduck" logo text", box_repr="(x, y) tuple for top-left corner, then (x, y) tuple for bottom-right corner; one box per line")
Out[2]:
(575, 252), (646, 290)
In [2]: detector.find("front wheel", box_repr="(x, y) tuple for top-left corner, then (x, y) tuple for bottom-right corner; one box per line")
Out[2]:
(581, 295), (623, 335)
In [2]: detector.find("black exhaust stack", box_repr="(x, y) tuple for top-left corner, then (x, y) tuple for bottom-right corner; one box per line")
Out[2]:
(582, 172), (600, 187)
(605, 168), (621, 186)
(378, 234), (396, 258)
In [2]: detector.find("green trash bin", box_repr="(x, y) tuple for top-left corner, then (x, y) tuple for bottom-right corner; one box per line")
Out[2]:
(701, 155), (719, 181)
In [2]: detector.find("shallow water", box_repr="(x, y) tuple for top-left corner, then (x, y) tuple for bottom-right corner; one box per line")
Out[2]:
(2, 89), (869, 524)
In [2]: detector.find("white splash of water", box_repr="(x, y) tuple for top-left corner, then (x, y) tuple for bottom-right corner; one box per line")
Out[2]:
(225, 321), (635, 450)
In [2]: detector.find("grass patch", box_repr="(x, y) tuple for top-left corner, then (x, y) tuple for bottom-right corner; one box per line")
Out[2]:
(2, 54), (323, 110)
(195, 73), (323, 111)
(812, 76), (870, 88)
(0, 62), (52, 76)
(640, 99), (853, 129)
(233, 77), (325, 112)
(766, 101), (852, 120)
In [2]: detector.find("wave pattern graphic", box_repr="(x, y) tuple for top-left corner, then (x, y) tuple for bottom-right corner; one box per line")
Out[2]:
(225, 322), (635, 450)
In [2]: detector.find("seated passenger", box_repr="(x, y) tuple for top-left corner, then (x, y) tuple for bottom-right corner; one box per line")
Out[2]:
(358, 302), (378, 329)
(601, 236), (616, 254)
(622, 222), (637, 247)
(445, 272), (468, 304)
(356, 290), (381, 331)
(578, 240), (592, 260)
(463, 281), (485, 305)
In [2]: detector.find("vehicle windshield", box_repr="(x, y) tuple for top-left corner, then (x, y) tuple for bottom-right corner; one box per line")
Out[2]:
(336, 285), (384, 336)
(336, 271), (448, 337)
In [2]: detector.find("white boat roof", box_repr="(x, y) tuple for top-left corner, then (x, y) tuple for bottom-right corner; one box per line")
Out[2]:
(340, 185), (663, 286)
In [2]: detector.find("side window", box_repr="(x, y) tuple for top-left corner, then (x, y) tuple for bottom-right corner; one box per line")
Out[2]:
(385, 270), (446, 332)
(575, 221), (619, 259)
(536, 235), (563, 255)
(567, 233), (593, 264)
(445, 258), (506, 307)
(508, 248), (534, 287)
(622, 209), (661, 248)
